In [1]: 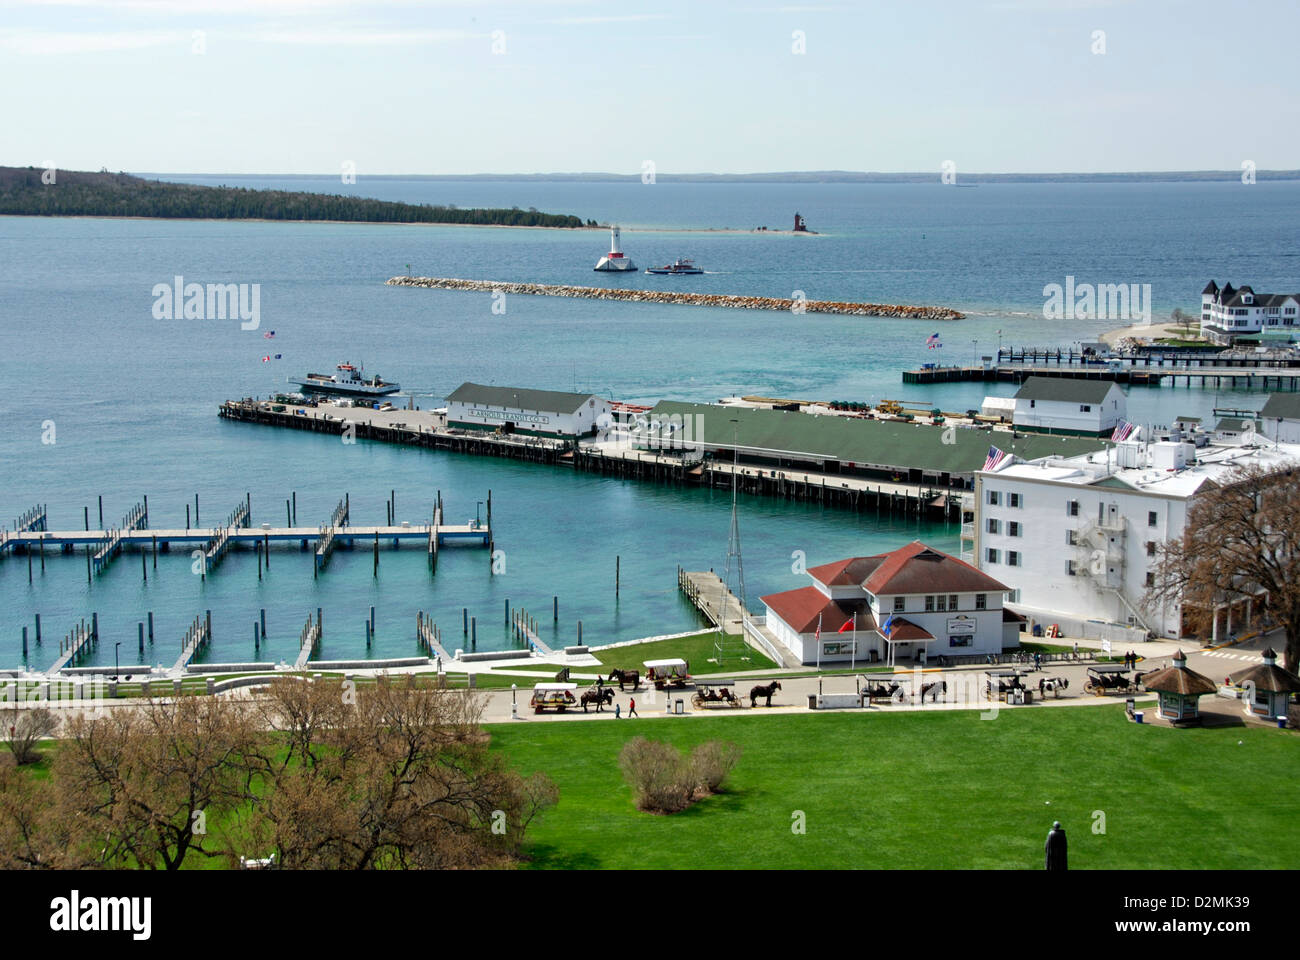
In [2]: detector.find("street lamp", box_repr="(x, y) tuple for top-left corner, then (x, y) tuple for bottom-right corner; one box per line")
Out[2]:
(511, 683), (518, 719)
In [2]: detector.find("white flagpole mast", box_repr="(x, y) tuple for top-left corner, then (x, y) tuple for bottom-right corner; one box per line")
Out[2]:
(816, 612), (822, 672)
(851, 613), (857, 674)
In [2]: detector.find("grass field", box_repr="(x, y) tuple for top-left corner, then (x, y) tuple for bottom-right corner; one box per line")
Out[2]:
(581, 631), (778, 673)
(492, 704), (1300, 869)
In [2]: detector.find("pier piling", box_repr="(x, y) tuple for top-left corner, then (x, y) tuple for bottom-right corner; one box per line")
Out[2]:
(260, 608), (266, 639)
(22, 626), (27, 659)
(463, 608), (468, 635)
(35, 613), (41, 644)
(554, 596), (558, 622)
(98, 495), (103, 529)
(471, 616), (477, 649)
(83, 506), (88, 531)
(138, 622), (144, 655)
(147, 611), (153, 642)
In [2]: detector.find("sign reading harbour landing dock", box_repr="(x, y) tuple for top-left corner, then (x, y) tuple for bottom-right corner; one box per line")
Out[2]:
(386, 276), (964, 321)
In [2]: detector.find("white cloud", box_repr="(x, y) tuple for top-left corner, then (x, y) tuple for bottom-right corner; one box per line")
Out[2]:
(249, 27), (480, 45)
(0, 28), (183, 54)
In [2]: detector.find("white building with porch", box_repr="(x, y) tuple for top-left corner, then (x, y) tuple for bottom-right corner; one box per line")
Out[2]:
(760, 541), (1014, 666)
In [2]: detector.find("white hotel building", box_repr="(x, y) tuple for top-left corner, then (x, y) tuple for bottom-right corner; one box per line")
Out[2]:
(968, 432), (1300, 643)
(1200, 280), (1300, 346)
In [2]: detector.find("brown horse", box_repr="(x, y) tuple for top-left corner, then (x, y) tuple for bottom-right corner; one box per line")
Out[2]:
(607, 668), (640, 692)
(749, 680), (782, 707)
(581, 687), (614, 713)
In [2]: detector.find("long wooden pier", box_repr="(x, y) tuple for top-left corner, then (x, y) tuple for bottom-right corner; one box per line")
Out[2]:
(294, 612), (322, 669)
(173, 613), (212, 671)
(416, 611), (451, 660)
(48, 617), (96, 673)
(512, 607), (551, 655)
(908, 355), (1300, 390)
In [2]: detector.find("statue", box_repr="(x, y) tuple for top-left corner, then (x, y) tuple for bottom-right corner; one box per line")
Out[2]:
(1045, 821), (1068, 871)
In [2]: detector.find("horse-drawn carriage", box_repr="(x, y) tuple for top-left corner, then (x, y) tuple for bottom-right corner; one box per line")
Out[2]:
(692, 679), (744, 709)
(986, 670), (1031, 702)
(530, 682), (578, 714)
(1084, 664), (1133, 696)
(644, 658), (690, 690)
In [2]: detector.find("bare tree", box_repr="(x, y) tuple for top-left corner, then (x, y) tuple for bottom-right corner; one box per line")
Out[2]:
(5, 705), (58, 766)
(1147, 463), (1300, 671)
(54, 695), (259, 870)
(233, 675), (556, 869)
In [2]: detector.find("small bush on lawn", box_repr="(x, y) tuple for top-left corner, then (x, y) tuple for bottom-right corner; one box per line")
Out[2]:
(689, 740), (741, 794)
(618, 737), (740, 813)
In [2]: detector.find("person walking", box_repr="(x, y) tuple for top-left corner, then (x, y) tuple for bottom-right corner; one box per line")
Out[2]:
(614, 702), (621, 719)
(628, 697), (638, 718)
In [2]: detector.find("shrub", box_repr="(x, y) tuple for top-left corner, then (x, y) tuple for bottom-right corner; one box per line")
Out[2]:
(689, 740), (741, 795)
(619, 737), (692, 813)
(619, 737), (741, 813)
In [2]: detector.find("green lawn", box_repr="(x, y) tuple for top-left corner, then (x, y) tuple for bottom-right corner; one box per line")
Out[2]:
(584, 631), (778, 674)
(491, 704), (1300, 869)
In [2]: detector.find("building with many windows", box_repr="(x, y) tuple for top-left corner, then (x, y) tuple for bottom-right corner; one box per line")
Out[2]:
(1200, 280), (1300, 345)
(761, 541), (1017, 666)
(970, 433), (1300, 643)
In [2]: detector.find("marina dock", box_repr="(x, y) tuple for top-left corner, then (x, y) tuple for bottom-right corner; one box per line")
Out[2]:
(219, 399), (969, 520)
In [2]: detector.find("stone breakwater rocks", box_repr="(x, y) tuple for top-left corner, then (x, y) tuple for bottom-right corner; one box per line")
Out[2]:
(385, 276), (964, 321)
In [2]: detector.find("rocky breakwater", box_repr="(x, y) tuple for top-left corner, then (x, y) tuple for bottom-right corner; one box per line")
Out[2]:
(386, 276), (964, 321)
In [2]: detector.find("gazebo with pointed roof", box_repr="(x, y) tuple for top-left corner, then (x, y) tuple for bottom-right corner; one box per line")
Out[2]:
(1227, 648), (1300, 720)
(1141, 650), (1217, 723)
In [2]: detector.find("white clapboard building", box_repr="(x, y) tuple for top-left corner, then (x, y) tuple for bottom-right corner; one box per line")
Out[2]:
(761, 541), (1017, 666)
(1012, 377), (1126, 437)
(1200, 280), (1300, 345)
(445, 383), (611, 440)
(974, 432), (1300, 643)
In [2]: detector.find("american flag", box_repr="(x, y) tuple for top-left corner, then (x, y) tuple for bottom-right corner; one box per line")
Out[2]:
(1111, 420), (1137, 442)
(983, 445), (1009, 472)
(263, 331), (276, 339)
(926, 332), (941, 349)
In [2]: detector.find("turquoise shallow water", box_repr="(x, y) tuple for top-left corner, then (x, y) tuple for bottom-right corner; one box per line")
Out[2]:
(1, 179), (1296, 668)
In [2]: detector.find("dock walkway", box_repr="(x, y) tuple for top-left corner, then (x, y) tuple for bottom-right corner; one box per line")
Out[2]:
(173, 614), (212, 671)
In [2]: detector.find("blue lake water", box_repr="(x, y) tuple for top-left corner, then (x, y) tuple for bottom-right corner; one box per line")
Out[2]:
(1, 178), (1297, 668)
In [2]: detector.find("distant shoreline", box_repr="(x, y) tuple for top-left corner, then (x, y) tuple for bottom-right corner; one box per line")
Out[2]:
(0, 214), (821, 234)
(143, 170), (1300, 185)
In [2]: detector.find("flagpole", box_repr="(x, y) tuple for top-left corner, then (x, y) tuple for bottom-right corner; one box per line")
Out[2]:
(851, 613), (857, 674)
(815, 612), (822, 672)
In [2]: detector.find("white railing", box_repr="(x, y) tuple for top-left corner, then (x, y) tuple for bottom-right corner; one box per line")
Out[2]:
(742, 615), (786, 666)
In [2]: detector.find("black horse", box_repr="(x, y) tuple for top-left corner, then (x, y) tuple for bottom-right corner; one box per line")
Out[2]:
(919, 679), (947, 702)
(580, 687), (614, 713)
(749, 680), (782, 707)
(607, 668), (640, 692)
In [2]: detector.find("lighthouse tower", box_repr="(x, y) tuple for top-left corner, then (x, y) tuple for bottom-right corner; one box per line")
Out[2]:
(594, 225), (636, 271)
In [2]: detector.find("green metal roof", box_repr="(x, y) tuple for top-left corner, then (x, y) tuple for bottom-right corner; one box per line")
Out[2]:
(1013, 377), (1119, 404)
(447, 382), (597, 413)
(1213, 417), (1258, 433)
(1260, 394), (1300, 421)
(649, 401), (1107, 475)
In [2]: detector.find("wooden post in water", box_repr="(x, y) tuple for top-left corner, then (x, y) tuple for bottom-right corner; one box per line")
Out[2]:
(253, 621), (259, 653)
(143, 494), (148, 526)
(28, 548), (32, 583)
(85, 546), (91, 582)
(286, 499), (292, 527)
(264, 532), (270, 568)
(142, 551), (147, 582)
(577, 620), (583, 646)
(84, 506), (89, 531)
(553, 596), (558, 622)
(40, 537), (44, 572)
(463, 608), (468, 635)
(35, 613), (41, 645)
(505, 599), (510, 624)
(292, 491), (297, 525)
(260, 609), (266, 639)
(257, 541), (262, 581)
(138, 622), (144, 656)
(616, 555), (620, 597)
(98, 495), (103, 529)
(186, 504), (190, 531)
(147, 611), (153, 642)
(151, 534), (157, 569)
(373, 532), (379, 576)
(195, 494), (200, 527)
(22, 626), (27, 659)
(471, 616), (476, 649)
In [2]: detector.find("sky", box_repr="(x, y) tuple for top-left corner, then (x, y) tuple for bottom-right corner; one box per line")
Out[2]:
(2, 0), (1298, 176)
